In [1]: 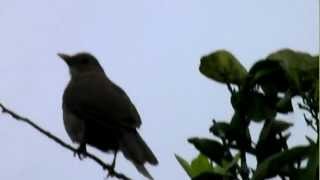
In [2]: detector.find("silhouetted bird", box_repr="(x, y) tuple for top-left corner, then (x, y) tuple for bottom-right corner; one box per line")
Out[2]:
(58, 52), (158, 179)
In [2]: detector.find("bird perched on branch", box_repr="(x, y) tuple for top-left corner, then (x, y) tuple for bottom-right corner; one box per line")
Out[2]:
(58, 52), (158, 179)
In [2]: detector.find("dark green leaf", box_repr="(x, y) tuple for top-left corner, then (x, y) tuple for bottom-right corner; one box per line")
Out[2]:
(290, 144), (318, 180)
(269, 120), (293, 135)
(229, 113), (252, 151)
(209, 121), (231, 139)
(232, 92), (277, 121)
(248, 93), (277, 121)
(257, 119), (293, 145)
(222, 153), (240, 171)
(314, 80), (319, 109)
(303, 144), (319, 180)
(188, 138), (230, 164)
(253, 145), (311, 180)
(192, 172), (224, 180)
(267, 49), (318, 93)
(276, 92), (294, 113)
(247, 60), (289, 95)
(256, 120), (292, 164)
(199, 50), (247, 86)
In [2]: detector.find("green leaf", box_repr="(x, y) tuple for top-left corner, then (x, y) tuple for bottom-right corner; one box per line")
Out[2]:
(175, 154), (193, 177)
(188, 138), (229, 164)
(199, 50), (247, 86)
(267, 49), (318, 93)
(190, 154), (214, 177)
(253, 145), (311, 180)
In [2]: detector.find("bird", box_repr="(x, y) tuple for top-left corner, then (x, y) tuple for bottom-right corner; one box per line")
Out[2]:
(58, 52), (158, 179)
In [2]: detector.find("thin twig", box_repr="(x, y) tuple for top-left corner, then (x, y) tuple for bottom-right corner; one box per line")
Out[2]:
(0, 103), (131, 180)
(298, 103), (310, 111)
(303, 114), (317, 133)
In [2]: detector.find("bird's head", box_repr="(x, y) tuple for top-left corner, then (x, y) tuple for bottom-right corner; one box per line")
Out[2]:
(58, 52), (104, 77)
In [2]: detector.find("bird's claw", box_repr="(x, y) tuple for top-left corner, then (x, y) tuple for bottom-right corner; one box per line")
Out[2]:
(106, 169), (115, 179)
(74, 144), (87, 160)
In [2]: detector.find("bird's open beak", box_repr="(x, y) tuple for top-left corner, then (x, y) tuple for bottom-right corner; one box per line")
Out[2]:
(57, 53), (71, 64)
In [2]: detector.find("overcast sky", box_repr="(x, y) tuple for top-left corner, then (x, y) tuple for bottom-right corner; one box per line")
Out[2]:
(0, 1), (318, 180)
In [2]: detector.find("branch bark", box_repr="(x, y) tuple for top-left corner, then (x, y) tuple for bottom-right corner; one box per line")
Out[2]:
(0, 103), (131, 180)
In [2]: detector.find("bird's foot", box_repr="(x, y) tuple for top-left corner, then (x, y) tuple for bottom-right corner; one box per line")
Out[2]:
(106, 151), (118, 178)
(106, 169), (116, 179)
(74, 143), (87, 160)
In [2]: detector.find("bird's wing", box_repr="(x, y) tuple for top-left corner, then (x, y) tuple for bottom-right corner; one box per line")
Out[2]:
(110, 82), (142, 127)
(63, 75), (142, 129)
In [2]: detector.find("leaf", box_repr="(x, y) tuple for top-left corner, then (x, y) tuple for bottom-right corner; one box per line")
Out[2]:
(209, 121), (231, 139)
(248, 93), (277, 121)
(257, 119), (293, 146)
(288, 144), (318, 180)
(232, 91), (276, 121)
(303, 144), (318, 180)
(252, 145), (311, 180)
(301, 144), (319, 180)
(229, 113), (252, 150)
(222, 153), (240, 171)
(192, 172), (224, 180)
(247, 60), (289, 95)
(199, 50), (247, 86)
(267, 120), (293, 135)
(267, 49), (318, 93)
(276, 91), (294, 113)
(314, 80), (319, 109)
(175, 154), (193, 177)
(256, 120), (293, 164)
(232, 91), (277, 121)
(190, 154), (214, 177)
(188, 138), (230, 164)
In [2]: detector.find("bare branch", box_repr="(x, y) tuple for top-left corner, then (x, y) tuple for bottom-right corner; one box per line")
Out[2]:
(303, 113), (317, 133)
(0, 103), (131, 180)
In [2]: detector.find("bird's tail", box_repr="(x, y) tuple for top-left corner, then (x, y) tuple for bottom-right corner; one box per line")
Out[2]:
(120, 130), (158, 179)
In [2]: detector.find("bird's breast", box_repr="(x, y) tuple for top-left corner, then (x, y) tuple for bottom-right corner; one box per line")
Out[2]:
(63, 105), (86, 144)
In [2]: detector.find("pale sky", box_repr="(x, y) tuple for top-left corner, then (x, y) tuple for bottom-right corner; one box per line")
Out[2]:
(0, 1), (318, 180)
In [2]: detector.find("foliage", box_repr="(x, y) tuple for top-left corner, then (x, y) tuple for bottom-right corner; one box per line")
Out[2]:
(176, 49), (319, 180)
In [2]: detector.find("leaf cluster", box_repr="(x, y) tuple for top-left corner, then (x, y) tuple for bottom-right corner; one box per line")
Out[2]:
(176, 49), (319, 180)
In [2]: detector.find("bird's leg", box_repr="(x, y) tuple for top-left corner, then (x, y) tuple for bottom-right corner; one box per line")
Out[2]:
(111, 150), (118, 169)
(74, 143), (87, 160)
(107, 151), (118, 178)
